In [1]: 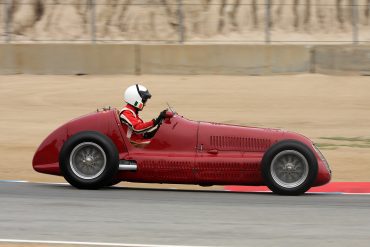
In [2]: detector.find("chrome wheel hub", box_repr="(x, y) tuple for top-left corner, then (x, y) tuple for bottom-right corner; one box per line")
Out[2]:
(69, 142), (107, 180)
(270, 150), (309, 189)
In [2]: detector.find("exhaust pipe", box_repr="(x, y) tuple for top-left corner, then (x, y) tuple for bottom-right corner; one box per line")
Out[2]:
(119, 160), (137, 171)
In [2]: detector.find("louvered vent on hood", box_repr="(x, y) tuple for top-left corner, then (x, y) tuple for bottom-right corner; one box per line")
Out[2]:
(210, 136), (271, 152)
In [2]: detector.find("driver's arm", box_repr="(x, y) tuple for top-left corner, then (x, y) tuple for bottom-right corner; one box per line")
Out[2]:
(120, 110), (155, 134)
(143, 110), (169, 138)
(143, 125), (160, 139)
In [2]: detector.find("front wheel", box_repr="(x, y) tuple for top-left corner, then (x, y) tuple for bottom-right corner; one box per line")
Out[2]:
(59, 131), (119, 189)
(262, 140), (318, 195)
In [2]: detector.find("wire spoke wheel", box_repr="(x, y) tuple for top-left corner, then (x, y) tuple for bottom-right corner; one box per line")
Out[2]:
(262, 140), (318, 195)
(270, 150), (309, 189)
(69, 142), (107, 180)
(60, 131), (119, 189)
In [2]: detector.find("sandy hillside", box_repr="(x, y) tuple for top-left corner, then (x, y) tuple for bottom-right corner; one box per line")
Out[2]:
(0, 74), (370, 183)
(1, 0), (369, 42)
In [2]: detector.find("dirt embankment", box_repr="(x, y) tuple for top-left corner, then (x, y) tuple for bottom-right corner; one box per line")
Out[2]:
(1, 0), (370, 42)
(0, 74), (369, 182)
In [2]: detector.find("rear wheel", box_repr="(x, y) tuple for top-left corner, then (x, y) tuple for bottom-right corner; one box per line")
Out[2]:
(262, 140), (318, 195)
(59, 131), (119, 189)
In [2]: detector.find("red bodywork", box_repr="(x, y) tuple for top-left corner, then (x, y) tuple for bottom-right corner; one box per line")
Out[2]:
(32, 109), (331, 187)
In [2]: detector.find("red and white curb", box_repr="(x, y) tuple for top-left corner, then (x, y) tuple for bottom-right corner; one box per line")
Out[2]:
(225, 182), (370, 195)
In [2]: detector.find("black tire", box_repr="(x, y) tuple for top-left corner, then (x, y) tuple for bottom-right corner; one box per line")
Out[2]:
(261, 140), (318, 195)
(59, 131), (119, 189)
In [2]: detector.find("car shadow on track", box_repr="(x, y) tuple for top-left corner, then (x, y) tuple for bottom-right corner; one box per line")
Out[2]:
(34, 182), (334, 197)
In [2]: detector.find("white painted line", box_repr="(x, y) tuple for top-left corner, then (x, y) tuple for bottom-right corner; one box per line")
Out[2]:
(0, 180), (70, 185)
(342, 193), (370, 195)
(0, 239), (209, 247)
(0, 180), (28, 183)
(32, 181), (70, 186)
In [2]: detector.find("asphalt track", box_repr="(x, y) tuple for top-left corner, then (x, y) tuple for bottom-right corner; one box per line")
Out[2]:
(1, 181), (370, 247)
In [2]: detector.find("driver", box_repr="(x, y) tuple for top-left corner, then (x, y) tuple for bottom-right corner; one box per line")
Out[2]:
(119, 84), (167, 146)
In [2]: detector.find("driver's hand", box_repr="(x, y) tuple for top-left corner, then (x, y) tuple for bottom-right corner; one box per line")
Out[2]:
(153, 109), (167, 125)
(159, 109), (167, 118)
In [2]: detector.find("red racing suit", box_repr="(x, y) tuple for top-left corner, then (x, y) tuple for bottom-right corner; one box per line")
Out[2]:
(119, 104), (158, 145)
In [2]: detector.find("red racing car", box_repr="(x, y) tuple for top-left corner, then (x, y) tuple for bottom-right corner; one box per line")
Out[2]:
(33, 107), (331, 195)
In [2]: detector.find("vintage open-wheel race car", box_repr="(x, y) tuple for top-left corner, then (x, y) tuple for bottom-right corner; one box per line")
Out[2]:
(33, 106), (331, 195)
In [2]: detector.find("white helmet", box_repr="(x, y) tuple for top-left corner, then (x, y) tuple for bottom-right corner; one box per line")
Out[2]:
(124, 84), (152, 110)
